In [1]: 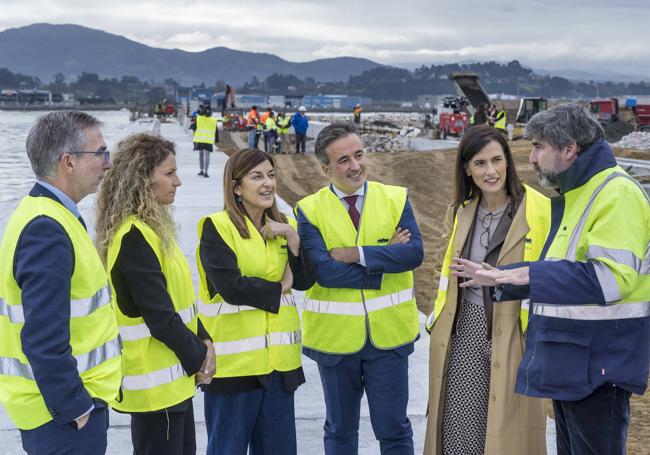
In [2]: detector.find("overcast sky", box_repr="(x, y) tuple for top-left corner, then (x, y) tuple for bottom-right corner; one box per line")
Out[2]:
(2, 0), (649, 78)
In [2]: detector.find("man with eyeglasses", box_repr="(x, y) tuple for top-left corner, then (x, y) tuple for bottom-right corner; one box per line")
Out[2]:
(0, 111), (122, 454)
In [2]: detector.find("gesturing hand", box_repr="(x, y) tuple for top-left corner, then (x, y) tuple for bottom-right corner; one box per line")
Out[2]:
(389, 227), (411, 245)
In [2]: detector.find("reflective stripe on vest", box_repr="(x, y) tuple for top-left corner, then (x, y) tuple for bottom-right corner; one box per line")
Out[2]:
(534, 301), (650, 320)
(304, 288), (414, 316)
(0, 285), (111, 324)
(121, 363), (185, 391)
(119, 304), (197, 342)
(0, 337), (121, 381)
(562, 172), (649, 303)
(213, 330), (301, 355)
(200, 294), (295, 317)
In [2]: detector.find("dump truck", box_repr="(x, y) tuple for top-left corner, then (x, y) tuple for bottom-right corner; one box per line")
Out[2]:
(590, 98), (619, 124)
(447, 72), (547, 139)
(633, 104), (650, 131)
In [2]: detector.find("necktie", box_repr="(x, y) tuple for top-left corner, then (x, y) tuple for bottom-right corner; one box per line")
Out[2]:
(343, 195), (360, 230)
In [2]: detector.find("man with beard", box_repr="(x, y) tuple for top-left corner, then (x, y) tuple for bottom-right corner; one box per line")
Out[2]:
(296, 122), (423, 454)
(451, 104), (650, 455)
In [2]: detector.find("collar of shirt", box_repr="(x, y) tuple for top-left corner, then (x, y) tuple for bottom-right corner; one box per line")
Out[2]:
(330, 182), (366, 201)
(37, 180), (81, 219)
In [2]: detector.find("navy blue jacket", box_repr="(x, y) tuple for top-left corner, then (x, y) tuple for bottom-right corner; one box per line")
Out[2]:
(496, 141), (650, 400)
(14, 183), (96, 425)
(297, 185), (423, 364)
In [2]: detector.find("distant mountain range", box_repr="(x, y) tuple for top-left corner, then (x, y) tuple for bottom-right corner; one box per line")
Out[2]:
(0, 23), (383, 85)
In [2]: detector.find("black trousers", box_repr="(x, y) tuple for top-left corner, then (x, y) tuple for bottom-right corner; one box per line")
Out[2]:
(553, 384), (631, 455)
(131, 404), (196, 455)
(295, 133), (306, 154)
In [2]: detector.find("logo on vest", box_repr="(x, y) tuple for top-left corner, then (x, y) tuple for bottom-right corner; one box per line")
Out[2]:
(376, 238), (389, 244)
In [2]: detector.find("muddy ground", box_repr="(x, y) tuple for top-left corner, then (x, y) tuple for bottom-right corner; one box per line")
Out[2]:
(219, 131), (649, 452)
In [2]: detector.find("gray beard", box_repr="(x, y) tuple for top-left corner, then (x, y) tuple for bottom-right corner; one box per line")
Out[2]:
(535, 166), (560, 189)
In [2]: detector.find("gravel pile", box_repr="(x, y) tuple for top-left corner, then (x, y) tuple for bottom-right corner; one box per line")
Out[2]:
(613, 131), (650, 149)
(362, 134), (411, 153)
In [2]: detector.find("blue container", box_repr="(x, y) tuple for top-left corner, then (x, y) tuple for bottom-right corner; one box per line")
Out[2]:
(625, 97), (637, 108)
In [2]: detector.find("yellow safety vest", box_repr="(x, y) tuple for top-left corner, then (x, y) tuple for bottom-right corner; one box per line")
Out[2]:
(539, 167), (650, 319)
(107, 217), (197, 413)
(265, 117), (277, 132)
(495, 110), (507, 130)
(296, 182), (420, 354)
(277, 116), (290, 134)
(0, 196), (122, 430)
(194, 115), (217, 144)
(196, 212), (302, 378)
(426, 185), (550, 332)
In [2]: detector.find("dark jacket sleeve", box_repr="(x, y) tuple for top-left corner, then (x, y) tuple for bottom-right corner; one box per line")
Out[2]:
(361, 198), (424, 274)
(199, 218), (282, 313)
(111, 226), (207, 376)
(287, 244), (316, 291)
(15, 216), (93, 425)
(296, 207), (382, 290)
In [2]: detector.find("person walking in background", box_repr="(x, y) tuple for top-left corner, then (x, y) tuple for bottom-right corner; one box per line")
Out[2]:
(353, 104), (362, 125)
(0, 111), (121, 454)
(263, 109), (277, 154)
(246, 105), (260, 149)
(95, 133), (215, 455)
(196, 148), (315, 454)
(276, 110), (291, 154)
(494, 104), (507, 135)
(423, 125), (549, 455)
(296, 122), (423, 455)
(192, 103), (218, 177)
(453, 104), (650, 455)
(291, 106), (309, 154)
(221, 84), (236, 117)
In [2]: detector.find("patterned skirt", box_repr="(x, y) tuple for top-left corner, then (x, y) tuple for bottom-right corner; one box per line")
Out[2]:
(441, 302), (492, 455)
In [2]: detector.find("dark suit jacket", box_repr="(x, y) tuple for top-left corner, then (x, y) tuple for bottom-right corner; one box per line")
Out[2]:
(14, 183), (95, 425)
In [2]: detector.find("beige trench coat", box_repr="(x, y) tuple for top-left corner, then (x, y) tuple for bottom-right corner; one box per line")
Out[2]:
(423, 194), (547, 455)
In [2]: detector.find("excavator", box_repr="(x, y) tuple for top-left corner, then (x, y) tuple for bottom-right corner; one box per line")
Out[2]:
(447, 72), (547, 139)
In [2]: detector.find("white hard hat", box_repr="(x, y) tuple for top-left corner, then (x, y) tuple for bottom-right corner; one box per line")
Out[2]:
(298, 106), (307, 112)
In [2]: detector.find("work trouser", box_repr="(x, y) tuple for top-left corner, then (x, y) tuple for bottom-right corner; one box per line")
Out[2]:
(553, 384), (630, 455)
(295, 133), (306, 154)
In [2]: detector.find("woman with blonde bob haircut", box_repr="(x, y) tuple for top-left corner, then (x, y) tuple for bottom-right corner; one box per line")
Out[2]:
(96, 133), (215, 455)
(196, 148), (315, 455)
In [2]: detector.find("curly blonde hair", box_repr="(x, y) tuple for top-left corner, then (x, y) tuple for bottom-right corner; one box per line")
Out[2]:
(95, 133), (177, 263)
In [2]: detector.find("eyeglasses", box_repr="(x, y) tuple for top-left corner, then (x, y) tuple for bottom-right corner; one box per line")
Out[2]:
(479, 212), (493, 249)
(70, 148), (110, 165)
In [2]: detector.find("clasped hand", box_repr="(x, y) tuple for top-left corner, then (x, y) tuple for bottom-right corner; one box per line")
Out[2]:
(195, 339), (216, 385)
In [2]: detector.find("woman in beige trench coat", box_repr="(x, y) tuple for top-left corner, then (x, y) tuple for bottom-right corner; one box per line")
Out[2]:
(424, 125), (548, 455)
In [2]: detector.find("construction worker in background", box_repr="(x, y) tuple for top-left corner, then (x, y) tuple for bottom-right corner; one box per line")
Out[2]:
(264, 110), (278, 154)
(193, 104), (218, 178)
(261, 108), (272, 153)
(221, 84), (235, 117)
(494, 104), (507, 135)
(246, 106), (260, 148)
(0, 111), (121, 454)
(296, 122), (423, 455)
(452, 104), (650, 455)
(291, 106), (309, 154)
(277, 111), (291, 154)
(353, 104), (362, 125)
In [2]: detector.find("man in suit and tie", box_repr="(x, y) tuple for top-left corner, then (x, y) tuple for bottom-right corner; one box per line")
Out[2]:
(296, 122), (423, 455)
(0, 111), (122, 454)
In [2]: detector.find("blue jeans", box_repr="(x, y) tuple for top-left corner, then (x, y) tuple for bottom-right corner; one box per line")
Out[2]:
(204, 372), (297, 455)
(316, 341), (414, 455)
(247, 129), (256, 148)
(553, 384), (631, 455)
(20, 406), (109, 455)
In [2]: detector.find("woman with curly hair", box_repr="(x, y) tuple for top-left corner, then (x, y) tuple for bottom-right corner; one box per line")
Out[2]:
(95, 133), (215, 455)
